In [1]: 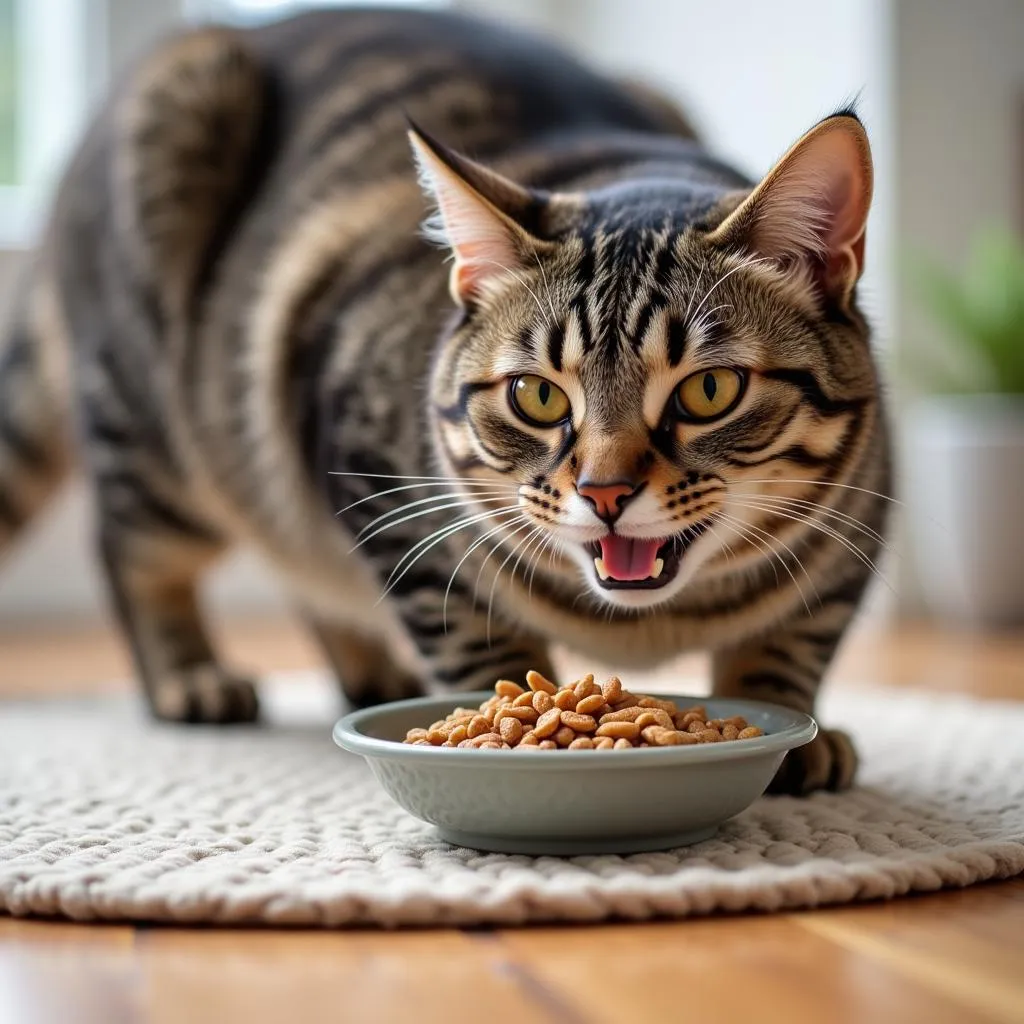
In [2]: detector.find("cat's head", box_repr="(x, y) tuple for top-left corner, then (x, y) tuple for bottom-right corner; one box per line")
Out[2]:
(413, 112), (879, 610)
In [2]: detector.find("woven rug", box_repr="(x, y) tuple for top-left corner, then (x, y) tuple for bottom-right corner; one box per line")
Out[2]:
(1, 675), (1022, 927)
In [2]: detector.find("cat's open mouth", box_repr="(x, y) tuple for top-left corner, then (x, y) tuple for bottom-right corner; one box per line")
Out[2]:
(585, 527), (707, 590)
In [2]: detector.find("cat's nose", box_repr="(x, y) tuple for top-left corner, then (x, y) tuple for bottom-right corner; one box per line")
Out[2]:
(576, 480), (643, 524)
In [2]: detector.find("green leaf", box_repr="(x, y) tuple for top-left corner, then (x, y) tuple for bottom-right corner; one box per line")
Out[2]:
(905, 226), (1024, 394)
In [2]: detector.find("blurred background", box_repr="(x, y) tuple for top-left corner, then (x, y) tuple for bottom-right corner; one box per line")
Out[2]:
(0, 0), (1022, 637)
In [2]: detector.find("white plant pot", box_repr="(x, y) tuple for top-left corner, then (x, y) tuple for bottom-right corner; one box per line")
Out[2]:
(904, 394), (1024, 629)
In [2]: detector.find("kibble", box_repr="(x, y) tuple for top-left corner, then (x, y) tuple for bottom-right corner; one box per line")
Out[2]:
(601, 676), (623, 703)
(575, 693), (606, 716)
(532, 690), (554, 714)
(560, 711), (598, 733)
(525, 670), (557, 694)
(595, 720), (640, 741)
(553, 725), (577, 747)
(467, 715), (490, 739)
(532, 707), (562, 739)
(402, 677), (766, 750)
(553, 689), (577, 711)
(499, 716), (523, 745)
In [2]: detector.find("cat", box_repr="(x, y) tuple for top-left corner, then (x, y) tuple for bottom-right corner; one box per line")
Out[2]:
(0, 7), (890, 793)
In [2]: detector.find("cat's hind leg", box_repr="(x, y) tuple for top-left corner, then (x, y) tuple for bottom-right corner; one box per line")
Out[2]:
(96, 479), (258, 724)
(0, 288), (72, 562)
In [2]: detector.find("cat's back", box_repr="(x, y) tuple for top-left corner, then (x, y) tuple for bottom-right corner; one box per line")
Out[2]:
(247, 6), (690, 172)
(48, 6), (708, 329)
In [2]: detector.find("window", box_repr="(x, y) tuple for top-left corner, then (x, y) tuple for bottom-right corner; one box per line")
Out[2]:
(190, 0), (447, 27)
(0, 0), (94, 249)
(1, 0), (450, 247)
(0, 0), (17, 187)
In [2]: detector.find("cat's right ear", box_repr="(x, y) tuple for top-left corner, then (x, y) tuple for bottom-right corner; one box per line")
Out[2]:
(408, 125), (549, 307)
(706, 112), (873, 309)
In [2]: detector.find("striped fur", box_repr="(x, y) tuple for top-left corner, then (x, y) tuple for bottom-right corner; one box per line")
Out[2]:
(0, 9), (891, 793)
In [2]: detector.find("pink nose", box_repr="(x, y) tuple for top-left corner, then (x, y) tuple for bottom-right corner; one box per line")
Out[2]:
(576, 480), (640, 523)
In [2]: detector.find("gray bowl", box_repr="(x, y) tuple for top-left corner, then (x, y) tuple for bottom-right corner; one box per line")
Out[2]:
(333, 692), (817, 855)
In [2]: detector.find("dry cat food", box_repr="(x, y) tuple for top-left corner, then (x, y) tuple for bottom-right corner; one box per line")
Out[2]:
(402, 671), (765, 750)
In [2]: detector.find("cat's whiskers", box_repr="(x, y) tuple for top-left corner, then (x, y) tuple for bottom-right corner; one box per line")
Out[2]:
(687, 255), (773, 329)
(329, 470), (518, 485)
(335, 478), (518, 518)
(527, 531), (558, 601)
(711, 509), (817, 614)
(473, 258), (553, 329)
(352, 496), (517, 550)
(690, 302), (733, 339)
(735, 477), (901, 506)
(718, 534), (738, 572)
(730, 491), (893, 552)
(352, 489), (517, 541)
(724, 497), (895, 595)
(376, 504), (523, 603)
(486, 525), (546, 643)
(683, 261), (706, 324)
(510, 526), (550, 604)
(443, 513), (531, 631)
(532, 250), (559, 328)
(709, 511), (786, 595)
(473, 519), (535, 607)
(547, 533), (561, 573)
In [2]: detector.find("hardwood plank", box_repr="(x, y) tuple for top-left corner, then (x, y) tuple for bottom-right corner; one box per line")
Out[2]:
(0, 918), (136, 947)
(794, 880), (1024, 1024)
(0, 619), (320, 697)
(496, 916), (996, 1024)
(1, 623), (1021, 1024)
(136, 928), (564, 1024)
(0, 919), (139, 1024)
(829, 622), (1024, 700)
(3, 618), (1021, 700)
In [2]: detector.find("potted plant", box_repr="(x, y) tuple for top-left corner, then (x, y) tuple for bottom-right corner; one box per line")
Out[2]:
(901, 227), (1024, 629)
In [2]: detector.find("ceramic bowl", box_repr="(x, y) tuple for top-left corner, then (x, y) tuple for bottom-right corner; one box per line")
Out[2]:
(333, 692), (816, 855)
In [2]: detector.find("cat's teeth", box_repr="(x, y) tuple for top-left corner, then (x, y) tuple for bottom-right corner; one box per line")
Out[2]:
(652, 558), (665, 579)
(594, 557), (610, 581)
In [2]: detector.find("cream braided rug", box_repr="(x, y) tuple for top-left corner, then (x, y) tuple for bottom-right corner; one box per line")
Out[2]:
(1, 674), (1022, 927)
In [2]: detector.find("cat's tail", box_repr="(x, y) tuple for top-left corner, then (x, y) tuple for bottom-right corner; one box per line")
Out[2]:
(0, 277), (73, 560)
(111, 24), (270, 327)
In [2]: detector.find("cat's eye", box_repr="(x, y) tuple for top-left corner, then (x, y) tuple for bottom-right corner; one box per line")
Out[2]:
(509, 375), (571, 427)
(675, 368), (745, 421)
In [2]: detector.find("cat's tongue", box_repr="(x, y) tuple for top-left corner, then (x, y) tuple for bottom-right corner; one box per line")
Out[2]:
(598, 536), (662, 581)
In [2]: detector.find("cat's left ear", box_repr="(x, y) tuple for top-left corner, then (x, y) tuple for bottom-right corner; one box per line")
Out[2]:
(707, 112), (873, 308)
(408, 125), (551, 307)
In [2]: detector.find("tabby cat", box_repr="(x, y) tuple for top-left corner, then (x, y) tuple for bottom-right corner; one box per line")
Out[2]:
(0, 8), (890, 793)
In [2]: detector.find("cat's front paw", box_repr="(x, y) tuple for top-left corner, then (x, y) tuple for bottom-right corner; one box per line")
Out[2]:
(148, 665), (260, 724)
(344, 669), (424, 709)
(767, 726), (858, 795)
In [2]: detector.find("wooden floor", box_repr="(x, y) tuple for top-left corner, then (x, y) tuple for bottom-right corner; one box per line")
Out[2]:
(1, 619), (1022, 1024)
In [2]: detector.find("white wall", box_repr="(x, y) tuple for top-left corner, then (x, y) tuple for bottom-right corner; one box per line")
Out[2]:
(891, 0), (1024, 615)
(895, 0), (1024, 347)
(541, 0), (896, 355)
(4, 0), (1021, 624)
(0, 0), (899, 623)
